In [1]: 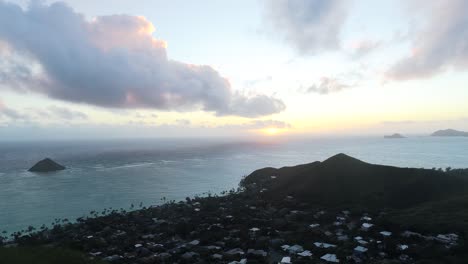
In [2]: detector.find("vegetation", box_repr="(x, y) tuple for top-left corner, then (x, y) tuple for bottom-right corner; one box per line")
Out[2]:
(243, 153), (468, 209)
(242, 153), (468, 236)
(0, 246), (105, 264)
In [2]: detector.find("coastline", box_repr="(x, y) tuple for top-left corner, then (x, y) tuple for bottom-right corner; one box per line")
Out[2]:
(3, 156), (468, 263)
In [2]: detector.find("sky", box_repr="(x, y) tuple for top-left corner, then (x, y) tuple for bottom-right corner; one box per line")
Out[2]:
(0, 0), (467, 140)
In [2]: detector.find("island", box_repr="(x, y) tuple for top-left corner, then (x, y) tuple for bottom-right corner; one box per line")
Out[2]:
(28, 158), (66, 172)
(431, 129), (468, 137)
(384, 133), (405, 139)
(5, 154), (468, 263)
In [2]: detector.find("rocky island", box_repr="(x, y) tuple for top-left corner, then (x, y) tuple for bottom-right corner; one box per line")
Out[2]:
(384, 133), (405, 139)
(3, 154), (468, 263)
(431, 129), (468, 137)
(28, 158), (66, 172)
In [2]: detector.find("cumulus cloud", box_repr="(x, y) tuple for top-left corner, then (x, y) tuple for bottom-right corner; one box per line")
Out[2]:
(0, 1), (285, 117)
(264, 0), (350, 54)
(299, 77), (354, 95)
(386, 0), (468, 80)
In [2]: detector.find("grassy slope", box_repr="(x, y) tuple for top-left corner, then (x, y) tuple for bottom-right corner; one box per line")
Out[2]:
(0, 246), (105, 264)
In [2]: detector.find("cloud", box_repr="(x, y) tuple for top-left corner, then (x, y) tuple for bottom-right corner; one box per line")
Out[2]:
(47, 105), (88, 120)
(0, 99), (88, 123)
(350, 40), (381, 59)
(223, 119), (292, 130)
(175, 119), (191, 126)
(386, 0), (468, 80)
(299, 77), (354, 95)
(247, 119), (291, 129)
(380, 120), (416, 125)
(0, 102), (25, 120)
(264, 0), (350, 54)
(0, 1), (285, 118)
(243, 76), (273, 88)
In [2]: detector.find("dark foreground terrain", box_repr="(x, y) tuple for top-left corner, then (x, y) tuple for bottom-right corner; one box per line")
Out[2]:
(2, 154), (468, 263)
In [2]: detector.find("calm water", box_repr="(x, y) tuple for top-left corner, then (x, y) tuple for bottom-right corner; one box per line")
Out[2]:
(1, 136), (467, 233)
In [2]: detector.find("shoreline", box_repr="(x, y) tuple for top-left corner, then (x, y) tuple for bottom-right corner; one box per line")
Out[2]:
(2, 155), (468, 263)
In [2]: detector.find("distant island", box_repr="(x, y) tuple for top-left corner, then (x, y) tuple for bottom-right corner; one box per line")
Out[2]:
(28, 158), (66, 172)
(384, 133), (405, 139)
(431, 129), (468, 137)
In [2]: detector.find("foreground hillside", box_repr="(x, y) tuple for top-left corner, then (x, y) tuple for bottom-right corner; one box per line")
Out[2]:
(2, 154), (468, 263)
(242, 153), (468, 209)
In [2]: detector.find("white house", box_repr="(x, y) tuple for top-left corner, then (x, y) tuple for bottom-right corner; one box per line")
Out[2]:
(380, 231), (392, 237)
(397, 244), (409, 251)
(436, 234), (459, 244)
(321, 254), (340, 263)
(314, 242), (337, 248)
(354, 246), (368, 254)
(361, 223), (374, 231)
(297, 250), (313, 257)
(361, 216), (372, 221)
(309, 223), (320, 228)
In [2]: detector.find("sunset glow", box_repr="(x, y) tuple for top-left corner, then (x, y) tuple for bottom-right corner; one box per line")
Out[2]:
(0, 0), (467, 140)
(263, 127), (280, 136)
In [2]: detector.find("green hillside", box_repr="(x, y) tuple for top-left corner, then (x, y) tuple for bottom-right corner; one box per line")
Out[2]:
(242, 153), (468, 209)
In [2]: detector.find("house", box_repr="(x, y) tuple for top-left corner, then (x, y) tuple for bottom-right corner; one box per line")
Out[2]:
(282, 244), (304, 254)
(321, 253), (340, 263)
(361, 216), (372, 221)
(354, 246), (368, 255)
(361, 223), (374, 231)
(309, 223), (320, 228)
(357, 239), (369, 245)
(287, 244), (304, 254)
(380, 231), (392, 237)
(280, 256), (291, 264)
(397, 244), (409, 251)
(297, 250), (312, 257)
(314, 242), (337, 249)
(336, 216), (346, 221)
(436, 233), (458, 244)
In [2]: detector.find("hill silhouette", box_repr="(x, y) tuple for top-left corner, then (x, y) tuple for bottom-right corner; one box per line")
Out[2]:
(384, 133), (405, 138)
(242, 153), (468, 209)
(431, 129), (468, 137)
(28, 158), (65, 172)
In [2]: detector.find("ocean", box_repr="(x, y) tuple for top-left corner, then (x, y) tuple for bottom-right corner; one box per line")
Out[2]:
(1, 136), (467, 234)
